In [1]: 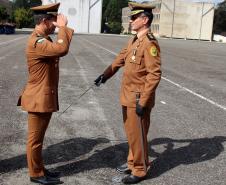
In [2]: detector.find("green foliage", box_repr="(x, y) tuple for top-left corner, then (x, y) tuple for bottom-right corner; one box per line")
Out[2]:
(102, 0), (129, 33)
(213, 1), (226, 34)
(0, 6), (9, 20)
(108, 21), (123, 34)
(12, 0), (42, 9)
(218, 0), (226, 10)
(104, 0), (121, 22)
(14, 8), (33, 28)
(11, 0), (41, 28)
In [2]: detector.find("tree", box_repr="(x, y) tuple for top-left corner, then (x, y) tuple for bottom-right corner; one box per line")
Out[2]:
(12, 0), (41, 28)
(28, 0), (42, 7)
(0, 6), (9, 20)
(14, 8), (33, 28)
(12, 0), (42, 9)
(102, 0), (129, 34)
(213, 1), (226, 34)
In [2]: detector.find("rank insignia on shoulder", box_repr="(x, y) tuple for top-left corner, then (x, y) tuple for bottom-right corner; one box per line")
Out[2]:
(37, 38), (46, 43)
(58, 39), (64, 44)
(150, 46), (158, 57)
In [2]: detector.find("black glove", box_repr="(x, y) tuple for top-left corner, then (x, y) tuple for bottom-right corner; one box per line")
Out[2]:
(136, 103), (145, 117)
(94, 74), (107, 86)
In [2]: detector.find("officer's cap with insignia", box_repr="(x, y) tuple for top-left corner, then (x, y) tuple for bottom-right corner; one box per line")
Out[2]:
(31, 3), (60, 16)
(128, 2), (155, 17)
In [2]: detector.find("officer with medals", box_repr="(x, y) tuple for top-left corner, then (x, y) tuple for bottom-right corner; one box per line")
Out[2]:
(17, 3), (74, 184)
(95, 2), (161, 184)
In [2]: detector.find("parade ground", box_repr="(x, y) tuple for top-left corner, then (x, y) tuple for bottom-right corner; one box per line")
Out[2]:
(0, 33), (226, 185)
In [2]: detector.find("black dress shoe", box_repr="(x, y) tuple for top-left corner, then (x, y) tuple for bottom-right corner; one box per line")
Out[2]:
(44, 169), (61, 178)
(122, 174), (146, 184)
(30, 176), (61, 185)
(116, 164), (131, 174)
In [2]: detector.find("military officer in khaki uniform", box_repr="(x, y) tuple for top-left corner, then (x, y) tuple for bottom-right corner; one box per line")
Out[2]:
(17, 3), (74, 184)
(95, 2), (161, 184)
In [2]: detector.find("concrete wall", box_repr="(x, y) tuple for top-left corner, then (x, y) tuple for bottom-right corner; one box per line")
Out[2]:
(122, 7), (130, 33)
(200, 2), (214, 40)
(42, 0), (102, 33)
(159, 0), (214, 40)
(150, 0), (161, 36)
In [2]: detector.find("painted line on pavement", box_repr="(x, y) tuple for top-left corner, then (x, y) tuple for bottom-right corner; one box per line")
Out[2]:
(80, 37), (226, 111)
(80, 37), (118, 56)
(162, 77), (226, 111)
(0, 36), (27, 46)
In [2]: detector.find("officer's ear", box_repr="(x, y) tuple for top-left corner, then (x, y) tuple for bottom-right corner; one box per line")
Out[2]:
(42, 18), (53, 27)
(142, 16), (149, 26)
(42, 18), (48, 24)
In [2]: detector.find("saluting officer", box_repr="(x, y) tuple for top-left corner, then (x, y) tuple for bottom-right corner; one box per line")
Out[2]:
(17, 3), (74, 184)
(95, 2), (161, 184)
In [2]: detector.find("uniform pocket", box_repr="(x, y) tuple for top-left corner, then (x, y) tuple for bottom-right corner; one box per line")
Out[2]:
(43, 87), (55, 109)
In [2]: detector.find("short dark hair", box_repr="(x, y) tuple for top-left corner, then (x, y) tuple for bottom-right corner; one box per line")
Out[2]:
(34, 14), (56, 25)
(142, 11), (153, 27)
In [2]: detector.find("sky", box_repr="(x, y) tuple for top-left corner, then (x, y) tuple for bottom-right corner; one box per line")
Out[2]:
(9, 0), (224, 4)
(189, 0), (223, 3)
(136, 0), (224, 4)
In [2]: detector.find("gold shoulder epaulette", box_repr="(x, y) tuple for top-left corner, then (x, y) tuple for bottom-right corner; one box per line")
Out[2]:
(147, 33), (156, 41)
(33, 37), (46, 48)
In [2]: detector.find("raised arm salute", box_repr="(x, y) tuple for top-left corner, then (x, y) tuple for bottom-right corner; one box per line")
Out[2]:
(17, 3), (74, 184)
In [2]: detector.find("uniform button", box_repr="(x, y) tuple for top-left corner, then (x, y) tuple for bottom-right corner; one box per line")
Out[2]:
(52, 90), (54, 93)
(55, 64), (58, 68)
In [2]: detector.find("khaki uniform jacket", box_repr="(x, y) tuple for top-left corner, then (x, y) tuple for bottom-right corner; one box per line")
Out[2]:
(18, 26), (74, 112)
(104, 33), (161, 108)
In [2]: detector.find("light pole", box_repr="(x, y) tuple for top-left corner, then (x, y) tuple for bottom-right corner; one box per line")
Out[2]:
(88, 0), (91, 33)
(199, 2), (204, 40)
(171, 0), (175, 38)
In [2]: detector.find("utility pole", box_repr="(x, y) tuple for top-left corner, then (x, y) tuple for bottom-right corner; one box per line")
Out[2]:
(199, 2), (204, 40)
(171, 0), (175, 38)
(88, 0), (91, 33)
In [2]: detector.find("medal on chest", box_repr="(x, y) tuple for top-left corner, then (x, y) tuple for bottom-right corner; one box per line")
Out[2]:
(131, 41), (140, 62)
(131, 49), (137, 61)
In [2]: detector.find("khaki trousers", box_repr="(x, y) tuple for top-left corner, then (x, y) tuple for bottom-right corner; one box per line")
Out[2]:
(122, 106), (151, 177)
(27, 112), (52, 177)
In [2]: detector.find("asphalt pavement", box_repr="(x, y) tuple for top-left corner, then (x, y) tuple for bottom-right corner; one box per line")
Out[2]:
(0, 33), (225, 185)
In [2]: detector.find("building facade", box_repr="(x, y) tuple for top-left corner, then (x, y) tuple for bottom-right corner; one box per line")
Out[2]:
(150, 0), (161, 36)
(122, 0), (215, 40)
(122, 7), (130, 33)
(42, 0), (102, 33)
(0, 0), (12, 15)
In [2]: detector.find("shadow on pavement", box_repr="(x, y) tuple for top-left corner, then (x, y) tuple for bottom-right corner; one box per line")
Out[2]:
(147, 136), (226, 179)
(0, 137), (110, 174)
(0, 136), (225, 178)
